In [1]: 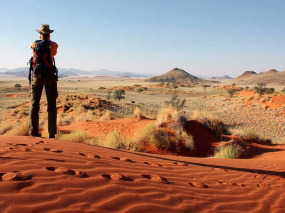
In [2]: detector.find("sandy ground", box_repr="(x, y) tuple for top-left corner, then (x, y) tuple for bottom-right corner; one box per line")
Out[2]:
(59, 118), (153, 138)
(0, 136), (285, 213)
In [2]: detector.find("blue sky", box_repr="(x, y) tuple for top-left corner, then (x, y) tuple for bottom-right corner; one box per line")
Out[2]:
(0, 0), (284, 77)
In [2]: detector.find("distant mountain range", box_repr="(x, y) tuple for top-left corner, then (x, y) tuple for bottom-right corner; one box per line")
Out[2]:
(0, 68), (153, 78)
(195, 74), (233, 80)
(231, 69), (285, 85)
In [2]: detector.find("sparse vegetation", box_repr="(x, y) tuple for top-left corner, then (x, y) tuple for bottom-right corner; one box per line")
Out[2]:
(213, 143), (242, 159)
(0, 122), (15, 135)
(227, 89), (237, 98)
(164, 95), (186, 111)
(57, 130), (90, 143)
(106, 91), (112, 100)
(202, 84), (210, 91)
(14, 84), (22, 89)
(100, 111), (113, 121)
(254, 83), (275, 95)
(113, 89), (125, 101)
(137, 88), (143, 93)
(229, 128), (270, 144)
(98, 129), (127, 149)
(134, 123), (179, 152)
(192, 111), (229, 137)
(134, 107), (144, 119)
(177, 130), (194, 150)
(5, 121), (29, 136)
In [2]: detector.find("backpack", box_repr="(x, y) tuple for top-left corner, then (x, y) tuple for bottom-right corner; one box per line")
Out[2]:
(32, 39), (57, 79)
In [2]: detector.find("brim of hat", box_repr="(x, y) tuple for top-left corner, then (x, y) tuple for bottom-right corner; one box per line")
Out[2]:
(36, 29), (54, 34)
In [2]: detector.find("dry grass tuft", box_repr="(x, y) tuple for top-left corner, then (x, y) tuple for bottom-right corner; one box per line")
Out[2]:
(98, 129), (127, 149)
(177, 130), (195, 150)
(100, 111), (113, 121)
(57, 130), (90, 143)
(156, 106), (185, 127)
(229, 128), (271, 144)
(134, 123), (179, 152)
(192, 111), (228, 137)
(271, 139), (285, 144)
(5, 121), (29, 136)
(134, 107), (144, 119)
(0, 122), (15, 135)
(213, 143), (242, 159)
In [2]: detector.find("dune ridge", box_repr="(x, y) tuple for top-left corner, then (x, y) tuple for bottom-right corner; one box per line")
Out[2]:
(0, 136), (285, 212)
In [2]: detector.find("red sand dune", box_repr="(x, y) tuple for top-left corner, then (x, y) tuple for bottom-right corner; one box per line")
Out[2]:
(238, 90), (255, 96)
(271, 96), (285, 106)
(60, 118), (154, 138)
(238, 91), (285, 110)
(0, 136), (284, 212)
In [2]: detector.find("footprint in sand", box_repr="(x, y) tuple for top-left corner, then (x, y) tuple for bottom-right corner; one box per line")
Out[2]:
(0, 171), (32, 181)
(111, 157), (134, 162)
(257, 182), (270, 188)
(188, 182), (209, 188)
(79, 153), (101, 159)
(45, 166), (88, 178)
(8, 147), (31, 152)
(101, 173), (133, 182)
(144, 162), (163, 167)
(14, 144), (28, 147)
(35, 140), (48, 145)
(141, 174), (170, 184)
(43, 148), (63, 153)
(212, 168), (228, 172)
(254, 174), (267, 180)
(173, 162), (189, 166)
(218, 181), (245, 187)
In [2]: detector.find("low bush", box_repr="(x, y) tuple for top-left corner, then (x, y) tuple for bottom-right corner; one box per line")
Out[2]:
(229, 128), (271, 144)
(0, 122), (15, 135)
(98, 129), (127, 149)
(5, 121), (29, 136)
(134, 107), (144, 119)
(213, 143), (242, 159)
(57, 130), (90, 143)
(100, 111), (113, 121)
(177, 131), (195, 150)
(137, 88), (143, 93)
(135, 123), (179, 152)
(192, 111), (229, 137)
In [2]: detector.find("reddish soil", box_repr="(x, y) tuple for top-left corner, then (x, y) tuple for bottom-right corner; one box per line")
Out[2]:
(238, 90), (255, 96)
(0, 136), (284, 212)
(60, 118), (154, 138)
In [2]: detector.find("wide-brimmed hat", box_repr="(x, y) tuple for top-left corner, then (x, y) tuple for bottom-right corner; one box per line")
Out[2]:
(36, 24), (54, 34)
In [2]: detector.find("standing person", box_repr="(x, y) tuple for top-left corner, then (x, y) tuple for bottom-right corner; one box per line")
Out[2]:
(29, 24), (58, 138)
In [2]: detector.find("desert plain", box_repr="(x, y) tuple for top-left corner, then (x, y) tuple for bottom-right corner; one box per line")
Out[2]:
(0, 71), (284, 212)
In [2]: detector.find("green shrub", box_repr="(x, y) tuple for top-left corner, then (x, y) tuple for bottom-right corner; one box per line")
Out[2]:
(227, 89), (237, 98)
(113, 89), (125, 101)
(164, 95), (186, 111)
(137, 88), (143, 93)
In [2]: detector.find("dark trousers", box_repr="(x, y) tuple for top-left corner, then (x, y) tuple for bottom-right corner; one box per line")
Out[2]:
(29, 77), (58, 137)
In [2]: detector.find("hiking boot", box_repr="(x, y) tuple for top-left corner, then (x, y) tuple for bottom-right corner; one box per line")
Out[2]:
(49, 135), (55, 139)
